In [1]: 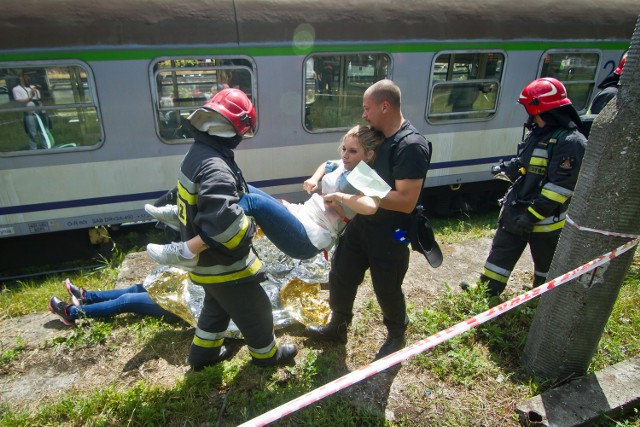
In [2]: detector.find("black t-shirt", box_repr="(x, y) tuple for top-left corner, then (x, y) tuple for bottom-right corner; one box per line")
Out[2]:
(365, 120), (431, 227)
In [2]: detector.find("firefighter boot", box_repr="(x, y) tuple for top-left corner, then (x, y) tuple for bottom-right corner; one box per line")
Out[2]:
(306, 319), (349, 343)
(188, 343), (232, 372)
(375, 332), (406, 360)
(252, 343), (298, 367)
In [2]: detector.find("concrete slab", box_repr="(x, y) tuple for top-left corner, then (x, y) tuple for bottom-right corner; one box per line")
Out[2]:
(516, 356), (640, 426)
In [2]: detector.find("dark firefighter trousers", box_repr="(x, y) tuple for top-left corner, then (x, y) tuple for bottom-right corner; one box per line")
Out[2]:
(481, 226), (561, 296)
(189, 279), (275, 366)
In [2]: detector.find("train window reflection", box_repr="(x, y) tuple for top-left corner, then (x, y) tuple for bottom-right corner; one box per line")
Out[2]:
(304, 53), (390, 132)
(152, 57), (255, 142)
(428, 51), (504, 123)
(539, 51), (599, 112)
(0, 64), (101, 153)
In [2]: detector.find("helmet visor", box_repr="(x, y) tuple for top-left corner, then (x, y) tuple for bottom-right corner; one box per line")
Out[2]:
(187, 108), (237, 138)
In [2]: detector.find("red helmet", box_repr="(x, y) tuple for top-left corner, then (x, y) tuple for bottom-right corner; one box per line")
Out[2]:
(614, 54), (627, 75)
(200, 88), (256, 137)
(518, 77), (572, 116)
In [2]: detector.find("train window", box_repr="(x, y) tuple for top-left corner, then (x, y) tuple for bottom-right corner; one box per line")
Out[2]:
(304, 53), (390, 132)
(0, 64), (101, 154)
(539, 51), (600, 112)
(152, 57), (255, 142)
(428, 52), (505, 123)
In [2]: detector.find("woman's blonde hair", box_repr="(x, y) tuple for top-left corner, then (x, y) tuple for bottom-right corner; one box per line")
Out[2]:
(339, 125), (384, 160)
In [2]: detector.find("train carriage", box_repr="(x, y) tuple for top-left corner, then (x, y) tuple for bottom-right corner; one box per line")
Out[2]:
(0, 0), (636, 266)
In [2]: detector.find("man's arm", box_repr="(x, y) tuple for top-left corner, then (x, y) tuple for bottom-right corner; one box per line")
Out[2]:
(379, 178), (424, 213)
(324, 192), (381, 216)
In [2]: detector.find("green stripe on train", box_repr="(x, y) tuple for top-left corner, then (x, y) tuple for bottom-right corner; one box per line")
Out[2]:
(0, 40), (629, 62)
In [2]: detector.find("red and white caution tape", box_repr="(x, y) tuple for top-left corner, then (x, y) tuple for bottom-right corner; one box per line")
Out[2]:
(566, 215), (639, 239)
(239, 237), (639, 427)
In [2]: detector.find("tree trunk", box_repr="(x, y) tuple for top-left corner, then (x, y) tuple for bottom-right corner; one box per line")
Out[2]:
(522, 15), (640, 380)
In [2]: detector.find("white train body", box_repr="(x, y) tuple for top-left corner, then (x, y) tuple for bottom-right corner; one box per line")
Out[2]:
(0, 0), (635, 239)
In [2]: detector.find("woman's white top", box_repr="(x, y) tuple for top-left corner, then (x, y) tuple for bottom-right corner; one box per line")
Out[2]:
(283, 160), (355, 251)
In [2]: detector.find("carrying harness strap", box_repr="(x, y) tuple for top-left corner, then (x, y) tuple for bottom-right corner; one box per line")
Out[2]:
(541, 127), (571, 161)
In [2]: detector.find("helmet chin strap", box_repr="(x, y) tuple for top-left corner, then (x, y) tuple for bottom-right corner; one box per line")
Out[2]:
(522, 115), (535, 141)
(524, 115), (535, 130)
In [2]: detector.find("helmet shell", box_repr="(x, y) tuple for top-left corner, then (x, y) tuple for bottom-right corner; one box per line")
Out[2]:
(202, 88), (256, 137)
(518, 77), (571, 116)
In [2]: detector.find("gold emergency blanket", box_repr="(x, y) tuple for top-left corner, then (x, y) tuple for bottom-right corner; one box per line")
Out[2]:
(143, 267), (197, 326)
(279, 278), (330, 327)
(143, 235), (332, 336)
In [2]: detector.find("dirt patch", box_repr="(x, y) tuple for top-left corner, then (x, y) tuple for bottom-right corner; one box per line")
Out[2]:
(0, 234), (534, 422)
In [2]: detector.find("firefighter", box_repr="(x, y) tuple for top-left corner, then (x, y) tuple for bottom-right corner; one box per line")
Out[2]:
(462, 77), (587, 297)
(175, 89), (297, 370)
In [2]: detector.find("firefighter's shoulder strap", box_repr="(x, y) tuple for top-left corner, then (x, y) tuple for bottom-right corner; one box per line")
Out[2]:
(389, 128), (432, 168)
(389, 127), (432, 211)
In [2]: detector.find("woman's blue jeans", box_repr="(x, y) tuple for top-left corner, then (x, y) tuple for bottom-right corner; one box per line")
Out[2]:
(68, 284), (174, 320)
(241, 185), (320, 259)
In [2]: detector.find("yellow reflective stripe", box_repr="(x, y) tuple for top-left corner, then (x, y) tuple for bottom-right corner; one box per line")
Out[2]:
(220, 215), (249, 250)
(528, 206), (545, 220)
(533, 219), (566, 233)
(541, 188), (569, 204)
(177, 181), (197, 205)
(250, 344), (278, 359)
(529, 157), (548, 167)
(482, 267), (509, 284)
(193, 336), (224, 349)
(189, 256), (263, 284)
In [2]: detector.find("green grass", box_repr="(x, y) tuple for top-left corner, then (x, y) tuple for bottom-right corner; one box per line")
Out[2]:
(430, 211), (497, 243)
(0, 338), (25, 368)
(0, 216), (638, 426)
(410, 282), (531, 388)
(0, 223), (161, 317)
(589, 256), (640, 373)
(0, 269), (116, 318)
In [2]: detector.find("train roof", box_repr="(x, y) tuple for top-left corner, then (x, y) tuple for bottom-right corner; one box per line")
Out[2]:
(1, 0), (637, 52)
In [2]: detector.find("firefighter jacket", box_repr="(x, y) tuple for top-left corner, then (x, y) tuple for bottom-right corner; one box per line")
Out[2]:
(499, 124), (587, 236)
(176, 132), (264, 286)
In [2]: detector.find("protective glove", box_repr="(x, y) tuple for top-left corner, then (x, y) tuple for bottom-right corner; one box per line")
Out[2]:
(511, 211), (538, 236)
(503, 159), (525, 180)
(491, 158), (525, 184)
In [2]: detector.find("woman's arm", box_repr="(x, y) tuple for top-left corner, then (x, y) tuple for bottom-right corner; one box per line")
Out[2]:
(303, 161), (327, 194)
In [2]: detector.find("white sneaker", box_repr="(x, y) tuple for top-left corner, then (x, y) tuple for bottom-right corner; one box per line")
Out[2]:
(145, 204), (180, 231)
(146, 242), (198, 271)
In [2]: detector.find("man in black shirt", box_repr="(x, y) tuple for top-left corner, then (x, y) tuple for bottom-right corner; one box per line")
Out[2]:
(307, 79), (432, 359)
